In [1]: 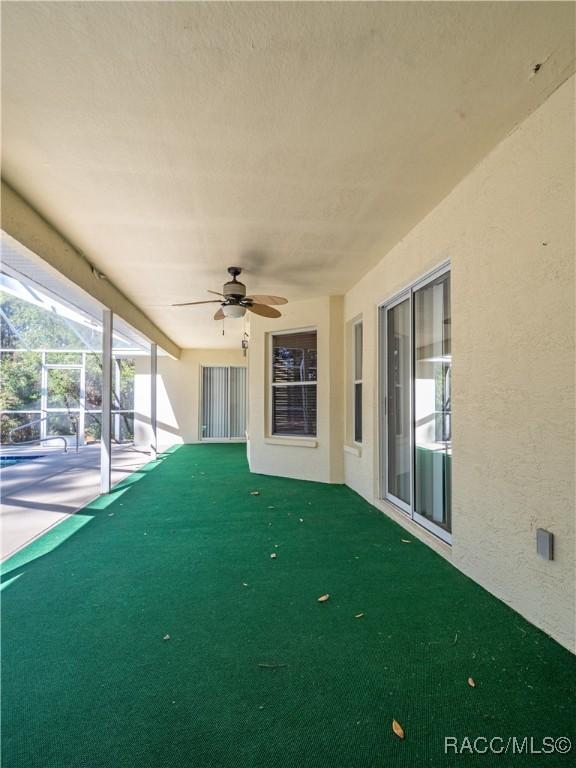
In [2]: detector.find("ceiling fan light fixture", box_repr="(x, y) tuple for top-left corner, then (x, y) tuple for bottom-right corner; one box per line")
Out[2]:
(175, 266), (287, 323)
(222, 303), (246, 319)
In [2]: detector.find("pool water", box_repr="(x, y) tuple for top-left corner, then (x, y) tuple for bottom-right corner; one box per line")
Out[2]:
(0, 455), (46, 468)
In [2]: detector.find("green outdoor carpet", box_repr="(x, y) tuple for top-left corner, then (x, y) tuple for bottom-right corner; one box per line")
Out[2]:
(2, 444), (575, 768)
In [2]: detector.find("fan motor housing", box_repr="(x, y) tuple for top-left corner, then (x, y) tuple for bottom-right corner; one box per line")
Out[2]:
(223, 280), (246, 299)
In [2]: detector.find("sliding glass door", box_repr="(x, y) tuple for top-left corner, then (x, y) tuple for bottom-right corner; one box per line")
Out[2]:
(384, 297), (411, 511)
(413, 273), (451, 535)
(380, 266), (452, 542)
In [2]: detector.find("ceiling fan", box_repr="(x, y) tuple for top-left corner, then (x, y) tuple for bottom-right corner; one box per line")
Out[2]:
(172, 267), (287, 320)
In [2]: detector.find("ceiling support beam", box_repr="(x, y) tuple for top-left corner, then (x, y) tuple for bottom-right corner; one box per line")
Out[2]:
(1, 180), (181, 359)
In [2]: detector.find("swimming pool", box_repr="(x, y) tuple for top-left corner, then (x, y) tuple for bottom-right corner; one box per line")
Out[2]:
(0, 455), (46, 468)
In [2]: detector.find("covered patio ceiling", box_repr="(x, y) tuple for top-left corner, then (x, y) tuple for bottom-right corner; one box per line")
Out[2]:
(2, 1), (574, 348)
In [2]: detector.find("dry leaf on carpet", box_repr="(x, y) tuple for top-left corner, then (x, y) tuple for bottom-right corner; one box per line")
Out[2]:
(392, 719), (405, 739)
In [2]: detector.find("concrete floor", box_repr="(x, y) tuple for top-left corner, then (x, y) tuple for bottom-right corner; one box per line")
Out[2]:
(0, 444), (151, 560)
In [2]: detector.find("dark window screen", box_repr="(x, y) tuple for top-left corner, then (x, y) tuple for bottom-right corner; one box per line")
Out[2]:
(354, 382), (362, 443)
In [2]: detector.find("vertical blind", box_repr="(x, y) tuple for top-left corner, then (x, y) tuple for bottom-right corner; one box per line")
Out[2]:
(202, 366), (229, 438)
(229, 366), (247, 438)
(202, 366), (247, 440)
(271, 330), (317, 436)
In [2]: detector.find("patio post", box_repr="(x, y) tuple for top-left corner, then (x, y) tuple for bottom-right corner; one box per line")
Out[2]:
(101, 309), (113, 493)
(150, 342), (157, 460)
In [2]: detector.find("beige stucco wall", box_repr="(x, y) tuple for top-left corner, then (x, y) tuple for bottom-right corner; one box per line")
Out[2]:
(134, 348), (246, 447)
(246, 296), (344, 484)
(343, 76), (575, 651)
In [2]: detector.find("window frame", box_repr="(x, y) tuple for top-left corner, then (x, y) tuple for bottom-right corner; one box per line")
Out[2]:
(269, 326), (318, 438)
(352, 319), (363, 445)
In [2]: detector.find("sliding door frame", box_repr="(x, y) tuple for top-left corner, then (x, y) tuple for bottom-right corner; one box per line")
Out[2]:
(377, 261), (452, 544)
(199, 365), (247, 443)
(379, 290), (413, 514)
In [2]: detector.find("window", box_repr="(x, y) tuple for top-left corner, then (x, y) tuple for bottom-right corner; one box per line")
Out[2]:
(271, 330), (317, 437)
(353, 320), (363, 443)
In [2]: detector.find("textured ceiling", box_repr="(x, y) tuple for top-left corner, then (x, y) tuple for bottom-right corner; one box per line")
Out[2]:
(2, 1), (574, 348)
